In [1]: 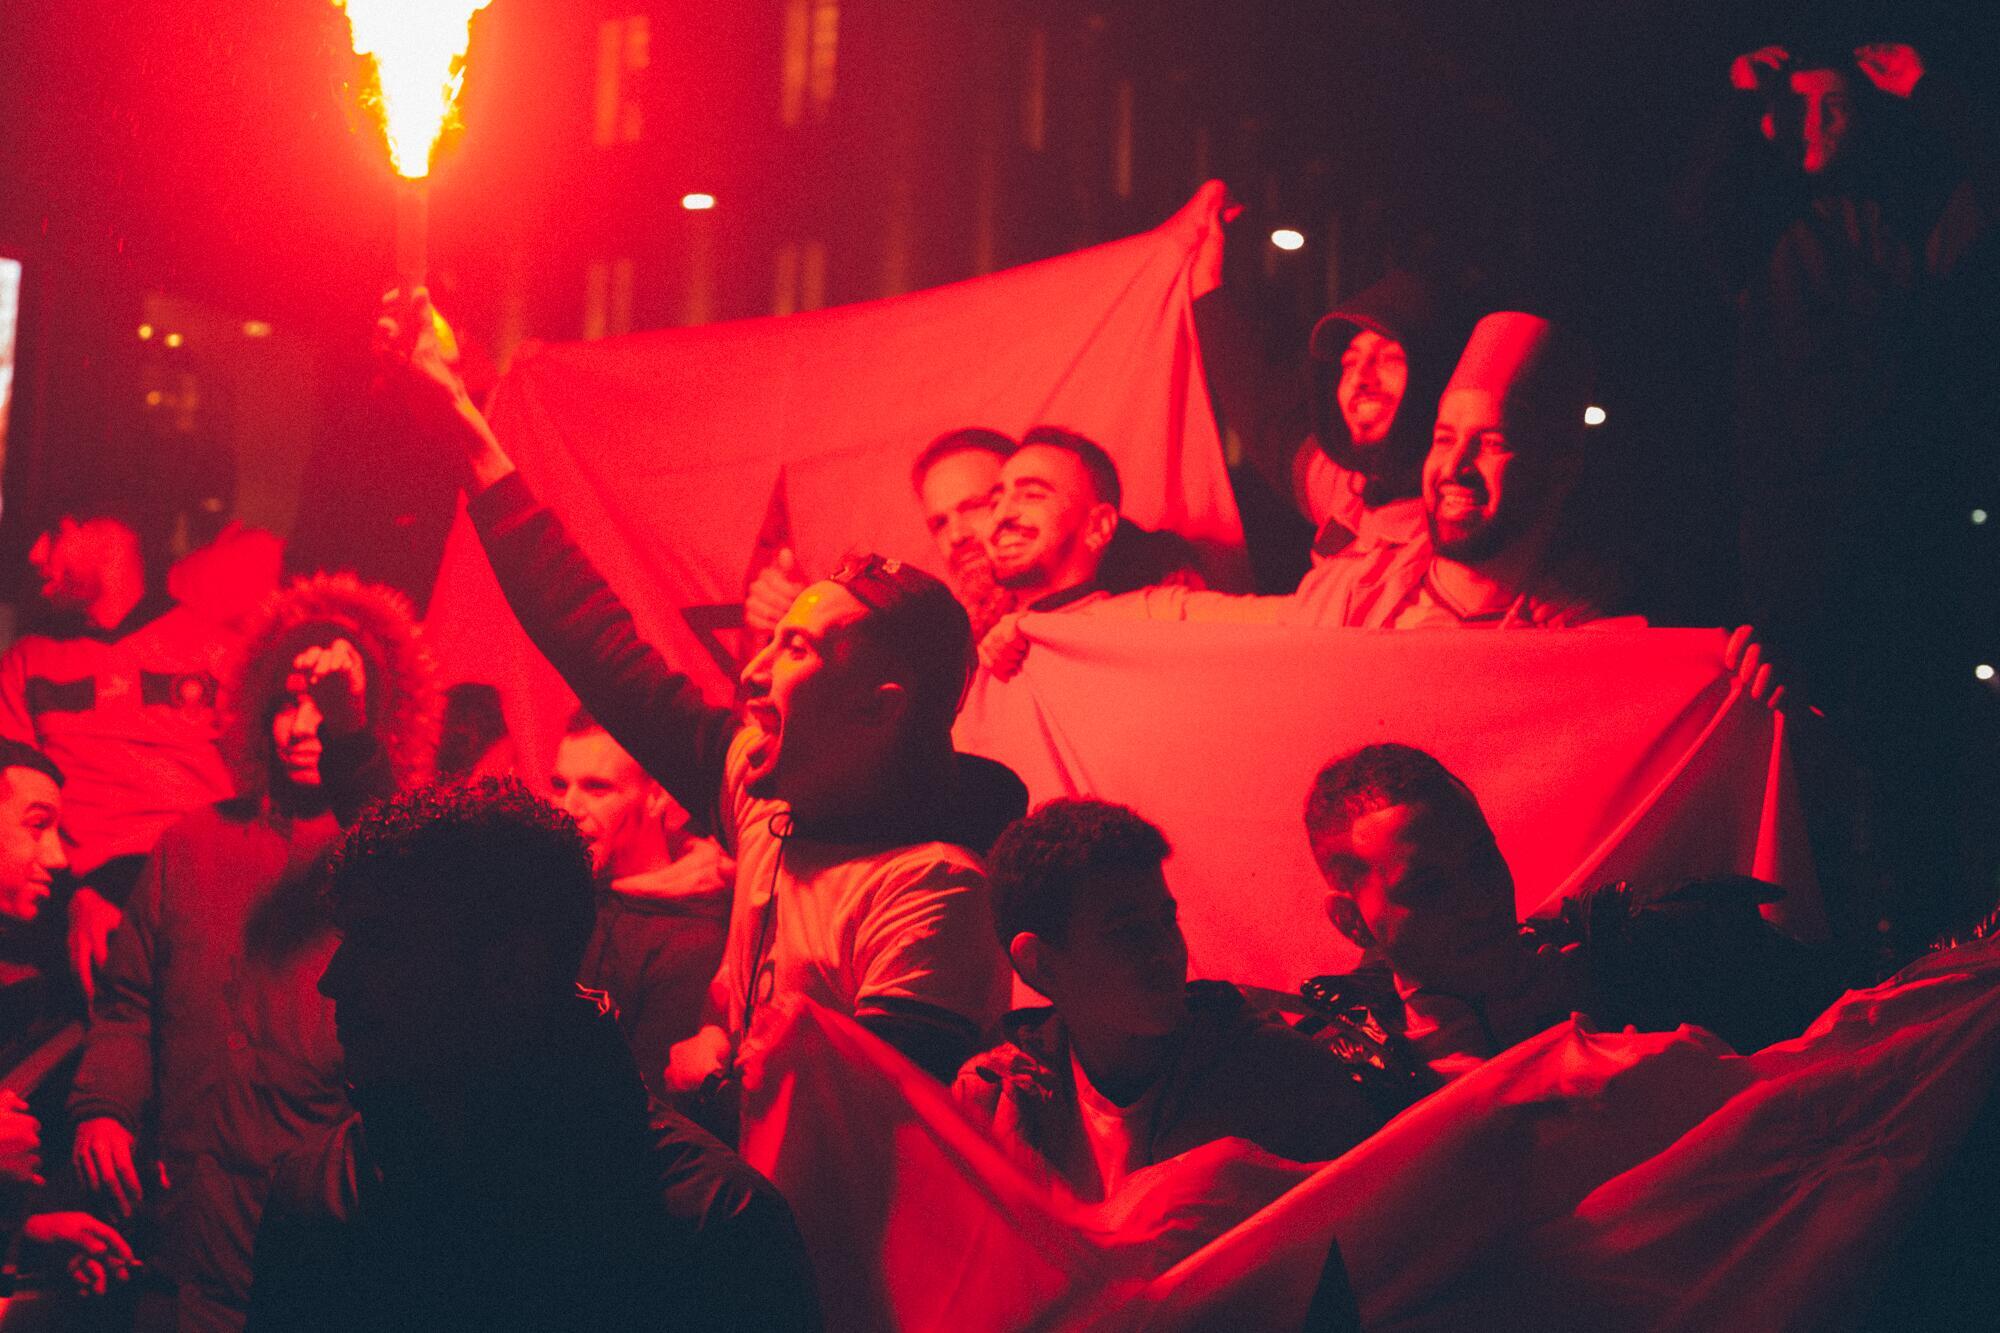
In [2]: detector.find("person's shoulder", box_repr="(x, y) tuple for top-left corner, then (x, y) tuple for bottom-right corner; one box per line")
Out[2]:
(153, 798), (250, 849)
(863, 842), (989, 906)
(648, 1107), (797, 1232)
(268, 1112), (367, 1226)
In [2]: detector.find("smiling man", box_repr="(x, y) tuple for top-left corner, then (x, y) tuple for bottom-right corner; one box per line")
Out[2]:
(380, 291), (1021, 1134)
(1294, 270), (1467, 564)
(1336, 311), (1630, 629)
(0, 741), (66, 934)
(0, 739), (71, 1057)
(986, 427), (1123, 610)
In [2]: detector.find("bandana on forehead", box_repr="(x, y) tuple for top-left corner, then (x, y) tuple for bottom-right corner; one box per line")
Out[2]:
(829, 554), (913, 612)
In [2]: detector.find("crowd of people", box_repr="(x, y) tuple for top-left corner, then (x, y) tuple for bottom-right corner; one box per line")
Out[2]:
(0, 34), (1985, 1331)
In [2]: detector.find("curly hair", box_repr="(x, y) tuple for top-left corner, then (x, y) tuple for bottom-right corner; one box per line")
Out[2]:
(222, 574), (441, 801)
(986, 798), (1171, 946)
(328, 777), (597, 972)
(1303, 743), (1487, 844)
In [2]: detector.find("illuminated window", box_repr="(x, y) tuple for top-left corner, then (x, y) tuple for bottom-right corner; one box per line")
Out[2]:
(584, 258), (635, 339)
(782, 0), (838, 125)
(1111, 81), (1134, 199)
(0, 258), (19, 462)
(773, 241), (828, 316)
(801, 242), (827, 312)
(594, 16), (650, 147)
(1022, 28), (1046, 151)
(774, 244), (797, 315)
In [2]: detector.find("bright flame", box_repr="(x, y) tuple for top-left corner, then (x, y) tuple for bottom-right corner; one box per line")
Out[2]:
(1270, 228), (1306, 252)
(337, 1), (493, 178)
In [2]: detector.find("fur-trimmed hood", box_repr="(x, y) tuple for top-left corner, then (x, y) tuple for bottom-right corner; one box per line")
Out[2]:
(223, 574), (442, 802)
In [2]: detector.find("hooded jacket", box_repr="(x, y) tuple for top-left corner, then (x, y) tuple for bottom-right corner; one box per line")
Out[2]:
(1301, 269), (1470, 548)
(68, 575), (439, 1328)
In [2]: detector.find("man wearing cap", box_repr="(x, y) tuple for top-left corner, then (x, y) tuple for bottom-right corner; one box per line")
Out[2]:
(379, 293), (1021, 1131)
(1332, 311), (1632, 629)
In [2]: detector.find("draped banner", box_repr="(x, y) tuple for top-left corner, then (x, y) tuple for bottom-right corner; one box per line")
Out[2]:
(742, 932), (2000, 1331)
(425, 183), (1244, 785)
(953, 620), (1824, 988)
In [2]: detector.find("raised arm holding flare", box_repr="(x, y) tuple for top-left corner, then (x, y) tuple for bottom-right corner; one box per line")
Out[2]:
(378, 293), (1019, 1126)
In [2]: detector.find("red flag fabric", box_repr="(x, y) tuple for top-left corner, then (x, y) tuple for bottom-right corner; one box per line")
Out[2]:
(952, 620), (1824, 990)
(740, 933), (2000, 1331)
(424, 184), (1243, 784)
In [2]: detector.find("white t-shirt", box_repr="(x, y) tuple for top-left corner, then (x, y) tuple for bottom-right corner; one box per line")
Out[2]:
(710, 728), (1011, 1067)
(1069, 1050), (1165, 1202)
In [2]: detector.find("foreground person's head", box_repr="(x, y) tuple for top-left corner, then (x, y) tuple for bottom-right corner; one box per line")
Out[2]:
(988, 799), (1188, 1040)
(738, 555), (974, 816)
(0, 740), (64, 926)
(321, 778), (597, 1098)
(1304, 744), (1519, 991)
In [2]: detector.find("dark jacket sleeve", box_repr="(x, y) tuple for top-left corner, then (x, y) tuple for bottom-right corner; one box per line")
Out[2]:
(653, 1111), (824, 1332)
(620, 908), (728, 1102)
(466, 474), (739, 838)
(67, 844), (168, 1130)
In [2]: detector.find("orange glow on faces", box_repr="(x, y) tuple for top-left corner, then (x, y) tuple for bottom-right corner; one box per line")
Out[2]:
(336, 0), (492, 178)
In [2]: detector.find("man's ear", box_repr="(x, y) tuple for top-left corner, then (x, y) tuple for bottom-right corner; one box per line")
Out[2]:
(1009, 930), (1052, 994)
(861, 680), (909, 727)
(1083, 503), (1118, 555)
(643, 782), (673, 824)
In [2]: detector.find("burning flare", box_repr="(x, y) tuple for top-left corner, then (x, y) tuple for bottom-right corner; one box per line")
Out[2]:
(337, 0), (493, 178)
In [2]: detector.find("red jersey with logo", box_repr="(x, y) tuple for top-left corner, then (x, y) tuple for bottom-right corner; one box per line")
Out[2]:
(0, 597), (235, 876)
